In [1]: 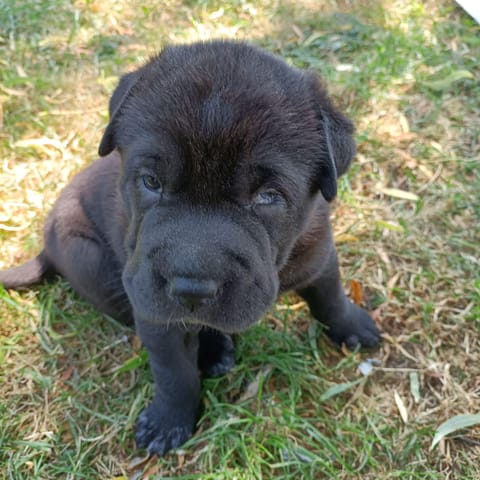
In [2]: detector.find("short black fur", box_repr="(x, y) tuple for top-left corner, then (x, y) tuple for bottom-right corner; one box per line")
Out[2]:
(0, 40), (380, 456)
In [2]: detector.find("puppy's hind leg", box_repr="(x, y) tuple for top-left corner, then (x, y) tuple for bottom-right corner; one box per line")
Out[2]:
(198, 328), (236, 377)
(45, 231), (132, 324)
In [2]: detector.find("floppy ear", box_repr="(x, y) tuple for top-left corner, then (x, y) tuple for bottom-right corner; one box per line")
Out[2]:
(308, 75), (356, 202)
(317, 110), (356, 202)
(98, 70), (142, 157)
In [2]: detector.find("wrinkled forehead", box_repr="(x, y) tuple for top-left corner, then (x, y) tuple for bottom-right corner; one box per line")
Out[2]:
(121, 89), (276, 166)
(117, 68), (319, 202)
(121, 129), (308, 205)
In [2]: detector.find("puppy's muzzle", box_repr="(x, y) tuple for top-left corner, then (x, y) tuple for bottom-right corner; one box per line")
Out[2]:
(168, 277), (219, 312)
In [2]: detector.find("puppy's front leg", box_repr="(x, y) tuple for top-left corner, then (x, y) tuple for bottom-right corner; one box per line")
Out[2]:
(298, 251), (381, 350)
(134, 320), (200, 455)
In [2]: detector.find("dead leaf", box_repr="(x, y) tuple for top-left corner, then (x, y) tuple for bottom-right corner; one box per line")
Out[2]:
(375, 246), (391, 271)
(394, 148), (417, 168)
(369, 307), (384, 325)
(350, 280), (364, 305)
(16, 65), (28, 78)
(341, 343), (354, 357)
(0, 84), (27, 96)
(141, 464), (160, 479)
(14, 137), (66, 153)
(58, 365), (75, 383)
(379, 187), (419, 202)
(335, 233), (359, 244)
(391, 132), (417, 142)
(394, 390), (409, 423)
(276, 301), (306, 311)
(131, 335), (142, 352)
(387, 272), (401, 292)
(127, 454), (151, 473)
(291, 24), (304, 41)
(236, 366), (272, 403)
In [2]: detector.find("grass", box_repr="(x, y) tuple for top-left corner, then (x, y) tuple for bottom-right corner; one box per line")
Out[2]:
(0, 0), (479, 478)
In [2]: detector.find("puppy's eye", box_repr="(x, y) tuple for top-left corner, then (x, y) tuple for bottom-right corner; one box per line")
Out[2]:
(142, 174), (163, 193)
(252, 189), (283, 206)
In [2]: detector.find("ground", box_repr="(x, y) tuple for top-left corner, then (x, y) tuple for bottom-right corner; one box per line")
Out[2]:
(0, 1), (479, 479)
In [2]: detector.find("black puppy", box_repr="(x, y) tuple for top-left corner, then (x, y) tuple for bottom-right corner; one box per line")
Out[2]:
(0, 40), (380, 455)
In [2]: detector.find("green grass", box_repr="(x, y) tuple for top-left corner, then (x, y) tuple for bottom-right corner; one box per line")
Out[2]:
(1, 0), (479, 478)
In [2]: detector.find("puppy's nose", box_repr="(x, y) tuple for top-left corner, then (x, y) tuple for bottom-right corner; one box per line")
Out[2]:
(169, 277), (219, 311)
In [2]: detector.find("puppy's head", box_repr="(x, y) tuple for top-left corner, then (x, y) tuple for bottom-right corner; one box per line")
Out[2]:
(99, 41), (355, 332)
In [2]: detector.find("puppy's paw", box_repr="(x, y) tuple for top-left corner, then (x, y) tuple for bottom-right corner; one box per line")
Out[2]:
(203, 347), (235, 378)
(328, 303), (381, 350)
(135, 405), (194, 455)
(198, 331), (236, 378)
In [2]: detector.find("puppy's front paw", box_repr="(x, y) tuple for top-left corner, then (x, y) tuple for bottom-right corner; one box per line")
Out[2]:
(328, 303), (381, 350)
(135, 404), (194, 455)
